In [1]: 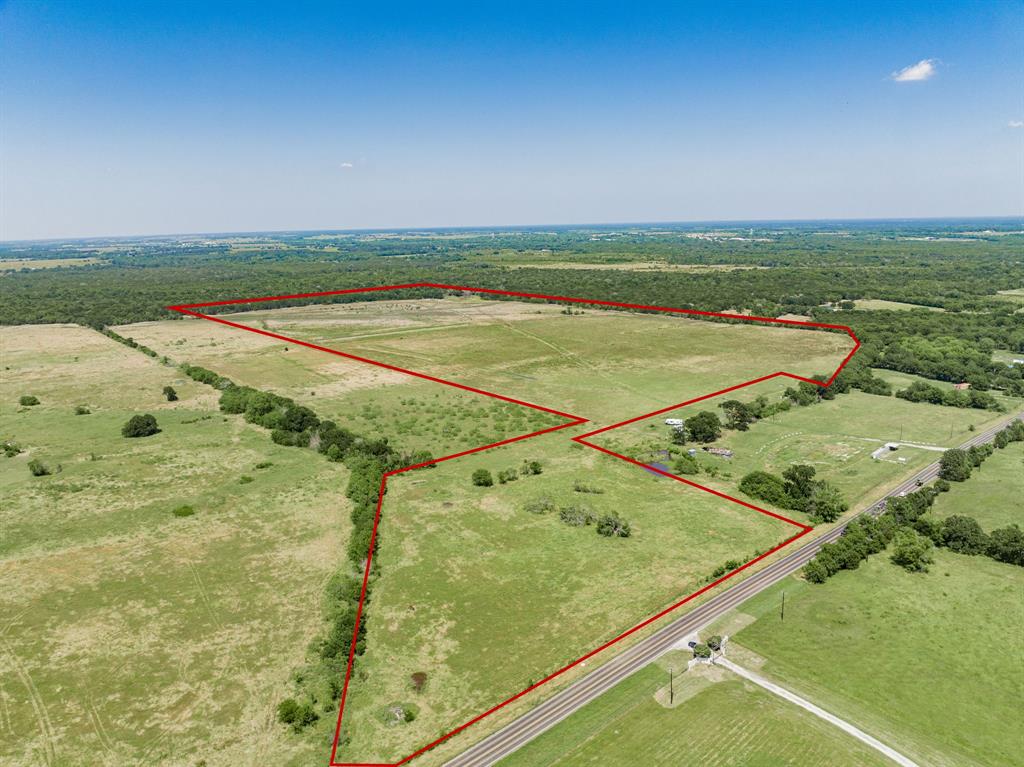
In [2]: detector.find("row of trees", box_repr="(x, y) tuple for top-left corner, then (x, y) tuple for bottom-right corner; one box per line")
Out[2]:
(180, 356), (433, 733)
(915, 515), (1024, 567)
(805, 420), (1024, 582)
(896, 381), (1002, 411)
(739, 465), (849, 524)
(939, 420), (1024, 482)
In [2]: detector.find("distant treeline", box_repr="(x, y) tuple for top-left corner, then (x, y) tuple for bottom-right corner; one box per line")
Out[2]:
(5, 229), (1023, 397)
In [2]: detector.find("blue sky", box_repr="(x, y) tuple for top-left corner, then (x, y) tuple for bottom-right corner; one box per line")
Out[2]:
(1, 1), (1021, 239)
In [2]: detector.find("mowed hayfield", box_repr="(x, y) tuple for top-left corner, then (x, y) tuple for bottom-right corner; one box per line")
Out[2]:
(0, 325), (348, 767)
(115, 295), (854, 432)
(597, 376), (1012, 520)
(730, 551), (1024, 767)
(336, 430), (799, 763)
(929, 441), (1024, 530)
(498, 659), (892, 767)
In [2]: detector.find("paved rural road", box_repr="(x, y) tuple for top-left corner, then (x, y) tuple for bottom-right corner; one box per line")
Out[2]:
(444, 413), (1023, 767)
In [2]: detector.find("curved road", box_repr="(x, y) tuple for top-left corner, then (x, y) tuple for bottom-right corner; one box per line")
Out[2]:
(445, 413), (1022, 767)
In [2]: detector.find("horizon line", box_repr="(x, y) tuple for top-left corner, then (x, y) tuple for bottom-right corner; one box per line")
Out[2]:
(3, 214), (1023, 246)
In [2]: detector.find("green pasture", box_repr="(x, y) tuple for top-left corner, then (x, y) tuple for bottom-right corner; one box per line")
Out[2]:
(599, 381), (1011, 520)
(499, 665), (892, 767)
(732, 551), (1024, 767)
(119, 296), (854, 435)
(335, 429), (797, 763)
(930, 441), (1024, 530)
(1, 325), (346, 767)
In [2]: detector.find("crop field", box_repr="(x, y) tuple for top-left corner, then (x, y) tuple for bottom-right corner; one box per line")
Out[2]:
(595, 378), (1007, 518)
(499, 661), (892, 767)
(0, 325), (347, 766)
(930, 441), (1024, 530)
(729, 551), (1024, 767)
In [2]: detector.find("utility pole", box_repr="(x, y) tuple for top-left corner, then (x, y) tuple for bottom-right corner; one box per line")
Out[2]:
(669, 668), (674, 705)
(780, 591), (786, 622)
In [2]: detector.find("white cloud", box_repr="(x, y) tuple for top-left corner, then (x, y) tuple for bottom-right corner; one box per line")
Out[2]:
(339, 161), (354, 169)
(1010, 120), (1024, 129)
(891, 59), (937, 82)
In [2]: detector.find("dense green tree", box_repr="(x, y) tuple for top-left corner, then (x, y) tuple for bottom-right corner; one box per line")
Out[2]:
(738, 471), (790, 508)
(987, 525), (1024, 567)
(472, 469), (493, 487)
(890, 529), (934, 572)
(163, 385), (178, 401)
(28, 459), (50, 476)
(121, 413), (160, 438)
(805, 482), (849, 524)
(782, 465), (817, 503)
(940, 515), (989, 555)
(684, 411), (722, 443)
(802, 557), (827, 581)
(938, 448), (972, 482)
(720, 400), (755, 431)
(19, 395), (39, 406)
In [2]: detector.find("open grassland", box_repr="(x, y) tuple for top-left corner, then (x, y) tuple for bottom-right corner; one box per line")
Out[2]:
(930, 441), (1024, 530)
(116, 295), (853, 431)
(498, 662), (892, 767)
(0, 325), (347, 766)
(854, 298), (943, 311)
(113, 296), (856, 762)
(337, 430), (797, 763)
(0, 256), (105, 271)
(731, 551), (1024, 767)
(992, 288), (1024, 305)
(596, 378), (1007, 519)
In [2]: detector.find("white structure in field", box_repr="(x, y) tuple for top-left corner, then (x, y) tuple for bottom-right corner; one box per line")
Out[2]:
(665, 418), (684, 427)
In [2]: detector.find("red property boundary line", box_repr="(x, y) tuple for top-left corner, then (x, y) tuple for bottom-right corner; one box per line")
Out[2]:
(167, 283), (860, 766)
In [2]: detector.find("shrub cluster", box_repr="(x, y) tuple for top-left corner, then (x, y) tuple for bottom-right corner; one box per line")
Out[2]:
(471, 460), (542, 487)
(572, 479), (603, 493)
(804, 513), (903, 582)
(914, 515), (1024, 568)
(556, 505), (631, 538)
(738, 464), (848, 523)
(121, 413), (160, 438)
(896, 381), (1001, 411)
(784, 372), (852, 407)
